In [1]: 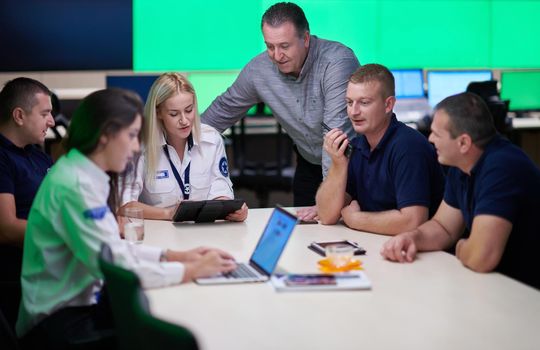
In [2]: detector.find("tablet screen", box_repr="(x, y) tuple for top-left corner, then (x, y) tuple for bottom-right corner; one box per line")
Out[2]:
(172, 199), (244, 223)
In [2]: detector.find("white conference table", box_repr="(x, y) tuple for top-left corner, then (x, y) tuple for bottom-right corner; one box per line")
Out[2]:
(144, 208), (540, 350)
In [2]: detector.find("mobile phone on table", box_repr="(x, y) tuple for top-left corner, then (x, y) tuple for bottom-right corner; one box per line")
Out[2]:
(308, 240), (366, 257)
(299, 218), (318, 225)
(321, 122), (353, 158)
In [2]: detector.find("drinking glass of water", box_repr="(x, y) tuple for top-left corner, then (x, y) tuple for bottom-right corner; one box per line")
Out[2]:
(325, 244), (354, 268)
(122, 207), (144, 244)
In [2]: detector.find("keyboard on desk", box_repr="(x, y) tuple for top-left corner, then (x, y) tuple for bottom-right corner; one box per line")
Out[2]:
(224, 263), (261, 279)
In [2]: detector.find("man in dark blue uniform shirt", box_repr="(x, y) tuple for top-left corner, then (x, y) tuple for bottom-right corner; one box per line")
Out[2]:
(0, 77), (54, 327)
(381, 92), (540, 290)
(316, 64), (444, 235)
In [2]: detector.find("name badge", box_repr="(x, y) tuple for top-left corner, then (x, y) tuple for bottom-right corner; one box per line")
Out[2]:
(156, 170), (169, 179)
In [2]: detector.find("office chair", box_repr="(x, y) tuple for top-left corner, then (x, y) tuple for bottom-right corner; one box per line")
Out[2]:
(466, 80), (511, 135)
(45, 93), (69, 159)
(229, 104), (295, 208)
(98, 244), (199, 350)
(0, 307), (19, 350)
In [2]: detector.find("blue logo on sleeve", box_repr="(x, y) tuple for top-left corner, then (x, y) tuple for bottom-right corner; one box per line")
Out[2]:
(83, 206), (110, 220)
(156, 170), (169, 179)
(219, 157), (229, 177)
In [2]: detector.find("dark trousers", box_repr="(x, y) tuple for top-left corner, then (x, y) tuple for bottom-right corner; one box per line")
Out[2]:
(0, 245), (23, 333)
(20, 290), (116, 350)
(293, 149), (323, 207)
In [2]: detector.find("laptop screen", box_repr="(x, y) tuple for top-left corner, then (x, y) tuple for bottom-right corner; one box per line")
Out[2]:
(250, 208), (297, 275)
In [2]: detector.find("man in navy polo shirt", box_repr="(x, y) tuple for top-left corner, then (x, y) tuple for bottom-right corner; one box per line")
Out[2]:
(381, 92), (540, 289)
(0, 77), (54, 327)
(316, 64), (444, 235)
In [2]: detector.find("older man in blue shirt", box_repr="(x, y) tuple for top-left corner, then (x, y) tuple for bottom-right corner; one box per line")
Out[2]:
(381, 92), (540, 290)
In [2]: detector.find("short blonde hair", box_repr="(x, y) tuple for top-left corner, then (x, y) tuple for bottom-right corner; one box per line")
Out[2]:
(143, 73), (202, 183)
(349, 63), (395, 99)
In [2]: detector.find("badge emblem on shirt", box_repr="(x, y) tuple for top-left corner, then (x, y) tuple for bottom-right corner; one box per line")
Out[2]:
(83, 206), (110, 220)
(219, 157), (229, 177)
(156, 170), (169, 179)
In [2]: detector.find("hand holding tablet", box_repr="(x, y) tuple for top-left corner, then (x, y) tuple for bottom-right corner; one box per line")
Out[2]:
(172, 199), (245, 223)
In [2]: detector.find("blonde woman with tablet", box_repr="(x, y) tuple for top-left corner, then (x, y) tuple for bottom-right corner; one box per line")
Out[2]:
(121, 73), (247, 221)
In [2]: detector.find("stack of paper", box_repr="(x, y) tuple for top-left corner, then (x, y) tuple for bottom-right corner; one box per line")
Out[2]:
(270, 272), (371, 292)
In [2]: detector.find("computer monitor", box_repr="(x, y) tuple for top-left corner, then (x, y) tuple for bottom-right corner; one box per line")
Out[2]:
(500, 70), (540, 112)
(427, 70), (493, 108)
(106, 75), (159, 102)
(391, 69), (425, 99)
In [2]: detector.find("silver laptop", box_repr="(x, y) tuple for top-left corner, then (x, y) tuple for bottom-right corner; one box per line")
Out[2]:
(195, 207), (298, 285)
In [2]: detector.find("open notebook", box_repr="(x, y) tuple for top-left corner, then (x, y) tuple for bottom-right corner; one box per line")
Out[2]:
(195, 207), (297, 285)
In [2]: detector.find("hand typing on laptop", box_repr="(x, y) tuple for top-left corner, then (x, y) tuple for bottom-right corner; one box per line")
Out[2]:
(196, 207), (298, 285)
(163, 247), (237, 282)
(165, 246), (234, 262)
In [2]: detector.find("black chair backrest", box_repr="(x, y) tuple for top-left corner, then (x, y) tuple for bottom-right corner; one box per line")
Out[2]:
(466, 80), (510, 134)
(98, 244), (198, 350)
(229, 104), (295, 207)
(0, 307), (19, 350)
(231, 119), (294, 177)
(467, 80), (498, 101)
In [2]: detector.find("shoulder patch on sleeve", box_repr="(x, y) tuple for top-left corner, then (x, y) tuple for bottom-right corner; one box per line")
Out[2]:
(83, 206), (110, 220)
(219, 157), (229, 177)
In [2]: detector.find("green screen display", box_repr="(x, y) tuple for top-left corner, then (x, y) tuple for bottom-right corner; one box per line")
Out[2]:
(501, 70), (540, 111)
(133, 0), (265, 71)
(187, 72), (240, 113)
(492, 1), (540, 68)
(134, 0), (540, 71)
(134, 0), (540, 113)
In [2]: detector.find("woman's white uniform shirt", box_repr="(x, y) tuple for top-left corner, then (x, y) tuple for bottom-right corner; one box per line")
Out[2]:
(17, 149), (184, 337)
(123, 124), (233, 207)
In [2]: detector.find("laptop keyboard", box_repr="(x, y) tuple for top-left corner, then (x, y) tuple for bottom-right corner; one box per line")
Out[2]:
(224, 263), (260, 279)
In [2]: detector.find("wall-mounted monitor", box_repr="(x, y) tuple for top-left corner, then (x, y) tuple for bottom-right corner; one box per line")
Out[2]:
(427, 70), (493, 108)
(0, 0), (132, 71)
(500, 70), (540, 111)
(106, 75), (159, 102)
(391, 69), (425, 99)
(2, 1), (540, 72)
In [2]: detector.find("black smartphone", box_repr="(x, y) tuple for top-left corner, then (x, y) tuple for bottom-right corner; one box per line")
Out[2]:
(299, 219), (318, 225)
(308, 240), (366, 256)
(321, 122), (353, 158)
